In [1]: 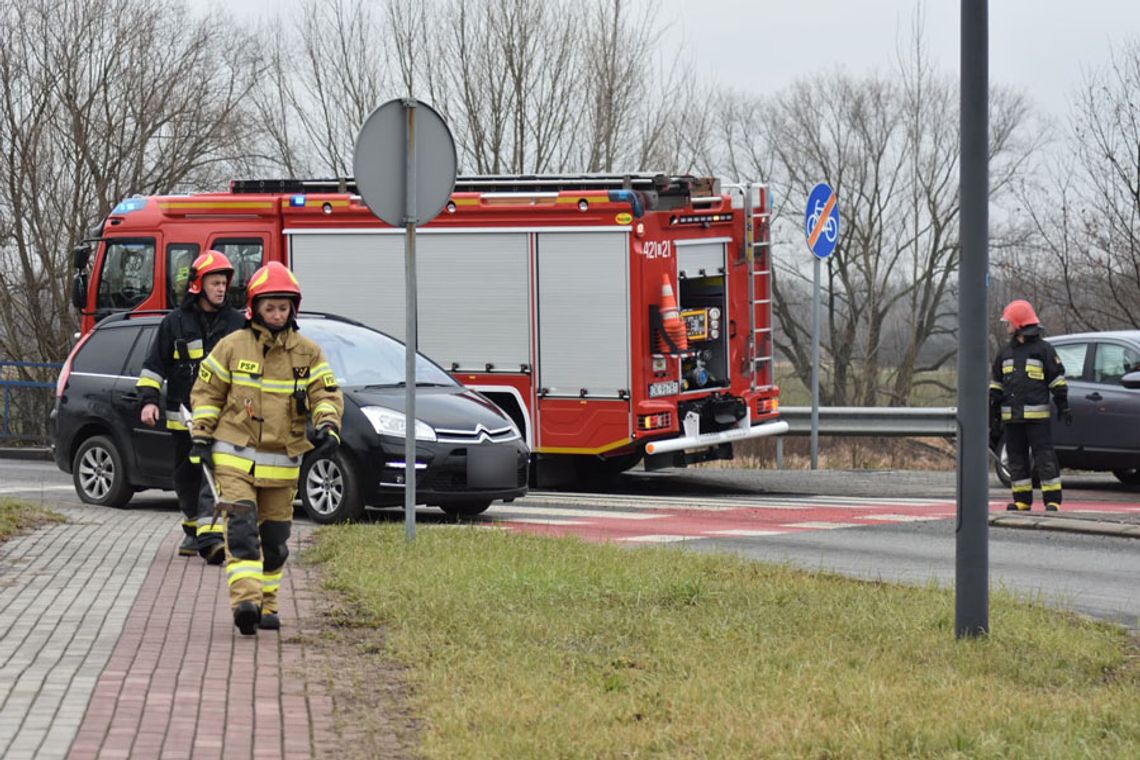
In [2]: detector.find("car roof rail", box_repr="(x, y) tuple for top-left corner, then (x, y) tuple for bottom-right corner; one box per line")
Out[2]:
(93, 309), (171, 328)
(296, 311), (367, 328)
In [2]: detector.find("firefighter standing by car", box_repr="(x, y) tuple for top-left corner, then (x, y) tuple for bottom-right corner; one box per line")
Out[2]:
(189, 261), (343, 635)
(989, 299), (1071, 511)
(137, 251), (246, 563)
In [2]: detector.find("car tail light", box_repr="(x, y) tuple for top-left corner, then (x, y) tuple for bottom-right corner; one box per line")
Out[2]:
(56, 332), (93, 397)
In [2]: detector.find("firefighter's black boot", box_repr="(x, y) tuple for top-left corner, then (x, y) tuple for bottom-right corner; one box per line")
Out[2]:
(259, 612), (280, 631)
(233, 602), (261, 636)
(200, 541), (226, 566)
(177, 533), (198, 557)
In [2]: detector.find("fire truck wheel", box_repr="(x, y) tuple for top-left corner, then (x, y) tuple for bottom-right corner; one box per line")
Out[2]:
(73, 435), (134, 508)
(439, 500), (492, 518)
(300, 450), (364, 524)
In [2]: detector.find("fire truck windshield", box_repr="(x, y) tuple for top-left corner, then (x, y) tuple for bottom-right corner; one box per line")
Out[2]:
(96, 239), (154, 310)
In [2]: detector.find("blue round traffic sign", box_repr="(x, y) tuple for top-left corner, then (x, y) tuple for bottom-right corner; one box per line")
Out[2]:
(804, 182), (840, 259)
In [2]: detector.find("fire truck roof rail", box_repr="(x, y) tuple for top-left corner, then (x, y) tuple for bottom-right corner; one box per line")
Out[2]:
(229, 174), (719, 201)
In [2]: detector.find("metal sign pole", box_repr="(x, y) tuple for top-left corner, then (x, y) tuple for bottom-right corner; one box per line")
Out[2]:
(403, 100), (419, 543)
(803, 182), (838, 471)
(811, 257), (821, 470)
(353, 96), (456, 545)
(956, 0), (990, 637)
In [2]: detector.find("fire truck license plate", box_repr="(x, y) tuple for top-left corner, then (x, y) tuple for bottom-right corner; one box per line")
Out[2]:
(648, 381), (679, 398)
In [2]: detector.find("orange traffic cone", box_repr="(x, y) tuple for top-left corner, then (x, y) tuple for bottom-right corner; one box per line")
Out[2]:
(658, 274), (689, 354)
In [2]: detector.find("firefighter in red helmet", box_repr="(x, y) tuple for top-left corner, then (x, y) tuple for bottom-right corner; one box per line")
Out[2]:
(190, 262), (343, 635)
(989, 299), (1071, 511)
(136, 250), (245, 562)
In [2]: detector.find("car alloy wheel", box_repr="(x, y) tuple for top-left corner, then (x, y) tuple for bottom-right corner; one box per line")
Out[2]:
(305, 457), (345, 517)
(72, 434), (133, 508)
(300, 451), (365, 524)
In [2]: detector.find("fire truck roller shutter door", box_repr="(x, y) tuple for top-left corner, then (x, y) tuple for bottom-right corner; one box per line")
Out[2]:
(289, 232), (406, 335)
(416, 232), (531, 372)
(536, 232), (630, 398)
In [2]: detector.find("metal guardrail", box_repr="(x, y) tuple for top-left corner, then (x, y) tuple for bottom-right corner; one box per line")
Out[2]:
(1, 361), (62, 442)
(779, 406), (958, 438)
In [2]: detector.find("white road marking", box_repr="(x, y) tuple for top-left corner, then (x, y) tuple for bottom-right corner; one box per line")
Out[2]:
(495, 517), (590, 526)
(704, 529), (788, 537)
(617, 534), (706, 543)
(857, 514), (942, 522)
(487, 505), (664, 520)
(521, 492), (956, 511)
(0, 485), (75, 495)
(783, 522), (862, 530)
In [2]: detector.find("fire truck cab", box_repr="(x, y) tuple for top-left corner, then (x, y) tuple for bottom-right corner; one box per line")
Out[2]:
(73, 174), (787, 484)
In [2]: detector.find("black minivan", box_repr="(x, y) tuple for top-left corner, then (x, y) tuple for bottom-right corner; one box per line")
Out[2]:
(51, 312), (529, 522)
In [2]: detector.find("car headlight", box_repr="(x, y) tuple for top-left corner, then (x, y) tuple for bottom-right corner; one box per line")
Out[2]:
(360, 406), (437, 442)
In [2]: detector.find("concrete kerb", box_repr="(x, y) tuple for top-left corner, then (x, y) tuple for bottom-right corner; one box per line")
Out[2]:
(989, 512), (1140, 539)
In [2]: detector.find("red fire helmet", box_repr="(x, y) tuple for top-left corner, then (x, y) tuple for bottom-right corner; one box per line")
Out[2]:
(245, 261), (302, 318)
(1000, 299), (1039, 330)
(186, 250), (234, 295)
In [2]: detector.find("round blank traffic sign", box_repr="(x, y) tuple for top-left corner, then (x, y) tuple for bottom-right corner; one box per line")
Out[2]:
(353, 98), (457, 227)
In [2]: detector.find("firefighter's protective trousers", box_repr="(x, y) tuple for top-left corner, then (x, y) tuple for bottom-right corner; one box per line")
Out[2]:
(1004, 422), (1063, 509)
(172, 432), (218, 546)
(214, 465), (294, 614)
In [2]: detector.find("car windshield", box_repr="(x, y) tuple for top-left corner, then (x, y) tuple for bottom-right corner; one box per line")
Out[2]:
(297, 317), (458, 388)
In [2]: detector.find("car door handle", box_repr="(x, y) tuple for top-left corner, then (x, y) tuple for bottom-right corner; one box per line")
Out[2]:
(1085, 392), (1103, 401)
(119, 392), (141, 403)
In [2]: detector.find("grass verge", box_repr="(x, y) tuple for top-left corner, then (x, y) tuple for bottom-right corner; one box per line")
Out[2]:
(310, 525), (1140, 759)
(0, 498), (65, 542)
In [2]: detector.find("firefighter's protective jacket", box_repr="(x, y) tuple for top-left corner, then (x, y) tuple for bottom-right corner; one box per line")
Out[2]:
(190, 322), (343, 465)
(136, 299), (245, 430)
(989, 327), (1068, 423)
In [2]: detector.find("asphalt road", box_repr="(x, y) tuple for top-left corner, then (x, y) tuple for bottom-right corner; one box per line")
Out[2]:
(3, 458), (1138, 630)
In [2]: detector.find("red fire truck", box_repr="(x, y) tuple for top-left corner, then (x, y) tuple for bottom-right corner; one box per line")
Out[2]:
(71, 174), (787, 483)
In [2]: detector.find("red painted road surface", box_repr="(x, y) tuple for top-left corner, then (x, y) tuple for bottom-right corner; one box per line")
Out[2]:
(491, 499), (1140, 544)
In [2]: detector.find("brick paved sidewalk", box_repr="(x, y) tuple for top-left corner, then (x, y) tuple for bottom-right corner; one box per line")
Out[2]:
(0, 506), (338, 759)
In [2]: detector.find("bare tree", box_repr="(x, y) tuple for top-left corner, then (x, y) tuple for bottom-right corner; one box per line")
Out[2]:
(705, 22), (1040, 405)
(0, 0), (259, 366)
(1010, 38), (1140, 332)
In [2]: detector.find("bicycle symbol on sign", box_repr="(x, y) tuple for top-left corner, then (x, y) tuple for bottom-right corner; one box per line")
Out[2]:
(806, 199), (838, 243)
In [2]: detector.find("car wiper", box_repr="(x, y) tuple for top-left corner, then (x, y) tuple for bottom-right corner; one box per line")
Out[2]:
(362, 382), (406, 389)
(415, 382), (452, 387)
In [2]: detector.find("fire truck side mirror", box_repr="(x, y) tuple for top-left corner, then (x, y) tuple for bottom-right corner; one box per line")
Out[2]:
(71, 244), (91, 310)
(71, 272), (88, 310)
(72, 244), (91, 271)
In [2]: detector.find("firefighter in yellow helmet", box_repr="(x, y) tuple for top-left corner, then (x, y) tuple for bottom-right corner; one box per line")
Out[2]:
(189, 262), (343, 635)
(989, 299), (1070, 512)
(136, 250), (244, 562)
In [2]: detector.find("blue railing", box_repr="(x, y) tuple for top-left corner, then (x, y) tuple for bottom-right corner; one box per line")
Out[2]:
(1, 361), (62, 441)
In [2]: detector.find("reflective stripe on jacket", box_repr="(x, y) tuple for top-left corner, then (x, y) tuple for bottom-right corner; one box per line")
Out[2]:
(135, 299), (245, 430)
(989, 330), (1068, 424)
(190, 322), (344, 478)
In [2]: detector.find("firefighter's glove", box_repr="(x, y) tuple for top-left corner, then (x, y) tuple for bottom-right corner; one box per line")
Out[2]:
(189, 438), (214, 471)
(988, 424), (1002, 451)
(312, 424), (340, 459)
(1056, 404), (1073, 427)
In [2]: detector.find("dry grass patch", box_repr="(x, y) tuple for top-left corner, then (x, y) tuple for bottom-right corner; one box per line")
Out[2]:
(0, 498), (65, 542)
(309, 525), (1140, 759)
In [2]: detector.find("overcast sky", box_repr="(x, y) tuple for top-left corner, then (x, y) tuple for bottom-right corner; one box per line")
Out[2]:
(221, 0), (1135, 122)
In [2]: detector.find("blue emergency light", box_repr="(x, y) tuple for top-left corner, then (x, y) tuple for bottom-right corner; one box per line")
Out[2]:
(290, 195), (306, 207)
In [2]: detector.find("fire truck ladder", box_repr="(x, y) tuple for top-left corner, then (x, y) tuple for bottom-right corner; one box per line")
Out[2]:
(229, 174), (721, 209)
(745, 182), (773, 392)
